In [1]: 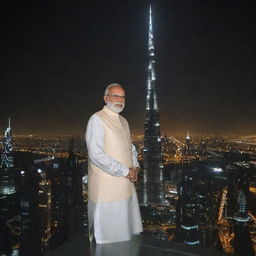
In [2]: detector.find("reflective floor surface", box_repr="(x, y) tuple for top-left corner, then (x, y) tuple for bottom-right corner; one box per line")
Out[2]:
(48, 233), (228, 256)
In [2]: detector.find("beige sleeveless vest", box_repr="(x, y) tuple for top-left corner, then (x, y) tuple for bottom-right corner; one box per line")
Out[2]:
(88, 106), (135, 203)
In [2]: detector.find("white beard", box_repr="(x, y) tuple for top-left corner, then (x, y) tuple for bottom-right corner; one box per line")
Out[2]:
(106, 101), (125, 113)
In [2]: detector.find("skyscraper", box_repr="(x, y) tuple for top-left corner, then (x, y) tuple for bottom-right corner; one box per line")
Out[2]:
(176, 173), (200, 246)
(143, 6), (165, 205)
(0, 118), (16, 195)
(0, 119), (20, 256)
(233, 190), (254, 255)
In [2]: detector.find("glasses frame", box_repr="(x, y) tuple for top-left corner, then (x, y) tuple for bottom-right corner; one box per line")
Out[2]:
(106, 94), (126, 100)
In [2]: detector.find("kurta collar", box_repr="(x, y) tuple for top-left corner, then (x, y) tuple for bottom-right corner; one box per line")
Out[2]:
(103, 105), (119, 117)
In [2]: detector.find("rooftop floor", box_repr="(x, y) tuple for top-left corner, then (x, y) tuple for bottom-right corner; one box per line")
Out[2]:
(48, 233), (229, 256)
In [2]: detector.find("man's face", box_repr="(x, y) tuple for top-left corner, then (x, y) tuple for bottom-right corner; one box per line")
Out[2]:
(104, 86), (126, 113)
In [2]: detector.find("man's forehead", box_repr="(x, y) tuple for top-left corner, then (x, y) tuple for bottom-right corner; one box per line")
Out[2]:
(109, 86), (125, 95)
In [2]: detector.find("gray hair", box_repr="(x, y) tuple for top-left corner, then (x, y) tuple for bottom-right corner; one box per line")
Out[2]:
(104, 83), (124, 96)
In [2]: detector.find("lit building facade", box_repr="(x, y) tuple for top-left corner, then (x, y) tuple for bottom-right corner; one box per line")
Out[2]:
(177, 173), (200, 245)
(0, 118), (16, 196)
(0, 118), (19, 255)
(233, 190), (254, 255)
(143, 5), (165, 205)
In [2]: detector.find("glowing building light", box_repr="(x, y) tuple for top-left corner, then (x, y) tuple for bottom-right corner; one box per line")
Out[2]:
(212, 167), (223, 173)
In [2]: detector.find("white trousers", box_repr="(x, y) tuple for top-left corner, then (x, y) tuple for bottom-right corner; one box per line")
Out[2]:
(88, 192), (143, 244)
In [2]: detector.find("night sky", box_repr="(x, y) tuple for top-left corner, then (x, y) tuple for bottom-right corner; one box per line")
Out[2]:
(1, 0), (256, 136)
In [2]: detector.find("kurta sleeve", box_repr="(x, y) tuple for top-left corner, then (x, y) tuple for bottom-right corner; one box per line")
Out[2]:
(131, 144), (140, 168)
(85, 114), (129, 177)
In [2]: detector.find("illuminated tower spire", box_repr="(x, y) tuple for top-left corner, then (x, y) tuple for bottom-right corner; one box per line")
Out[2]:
(0, 118), (15, 195)
(143, 5), (165, 205)
(186, 131), (190, 140)
(1, 117), (14, 168)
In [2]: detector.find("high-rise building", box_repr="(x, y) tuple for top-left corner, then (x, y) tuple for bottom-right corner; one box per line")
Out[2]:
(49, 139), (83, 249)
(176, 173), (200, 246)
(0, 118), (19, 255)
(20, 165), (41, 256)
(226, 164), (237, 218)
(183, 132), (196, 156)
(0, 119), (18, 222)
(233, 190), (254, 255)
(143, 5), (165, 205)
(38, 169), (52, 255)
(67, 138), (84, 233)
(0, 118), (16, 196)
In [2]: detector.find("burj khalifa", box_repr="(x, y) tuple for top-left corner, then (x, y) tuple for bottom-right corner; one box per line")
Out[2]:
(143, 6), (165, 205)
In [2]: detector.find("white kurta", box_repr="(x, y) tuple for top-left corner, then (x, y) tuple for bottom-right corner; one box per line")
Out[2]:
(86, 107), (143, 244)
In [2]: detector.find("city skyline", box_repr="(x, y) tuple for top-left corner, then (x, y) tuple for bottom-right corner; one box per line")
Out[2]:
(0, 97), (256, 254)
(1, 1), (256, 136)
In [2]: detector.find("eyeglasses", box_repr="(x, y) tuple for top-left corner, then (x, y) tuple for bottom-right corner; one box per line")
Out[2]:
(106, 94), (126, 100)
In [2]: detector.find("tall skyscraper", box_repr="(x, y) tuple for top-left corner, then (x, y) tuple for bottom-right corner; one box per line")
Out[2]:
(0, 119), (20, 256)
(0, 118), (16, 195)
(183, 131), (195, 155)
(143, 6), (165, 205)
(176, 173), (200, 246)
(233, 190), (254, 255)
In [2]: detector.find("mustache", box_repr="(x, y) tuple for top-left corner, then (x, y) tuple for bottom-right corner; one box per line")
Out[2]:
(113, 102), (125, 107)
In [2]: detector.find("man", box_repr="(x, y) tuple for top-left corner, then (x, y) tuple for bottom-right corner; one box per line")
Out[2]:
(85, 83), (143, 244)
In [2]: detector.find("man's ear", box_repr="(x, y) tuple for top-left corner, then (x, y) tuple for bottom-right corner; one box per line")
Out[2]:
(103, 95), (108, 104)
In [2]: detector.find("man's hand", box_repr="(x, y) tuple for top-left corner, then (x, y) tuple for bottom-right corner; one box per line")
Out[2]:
(126, 168), (138, 182)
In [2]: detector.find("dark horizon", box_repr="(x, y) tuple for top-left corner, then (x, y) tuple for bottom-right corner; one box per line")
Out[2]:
(1, 1), (256, 136)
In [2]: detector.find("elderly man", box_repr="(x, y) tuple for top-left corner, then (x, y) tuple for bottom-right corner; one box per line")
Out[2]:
(85, 83), (143, 244)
